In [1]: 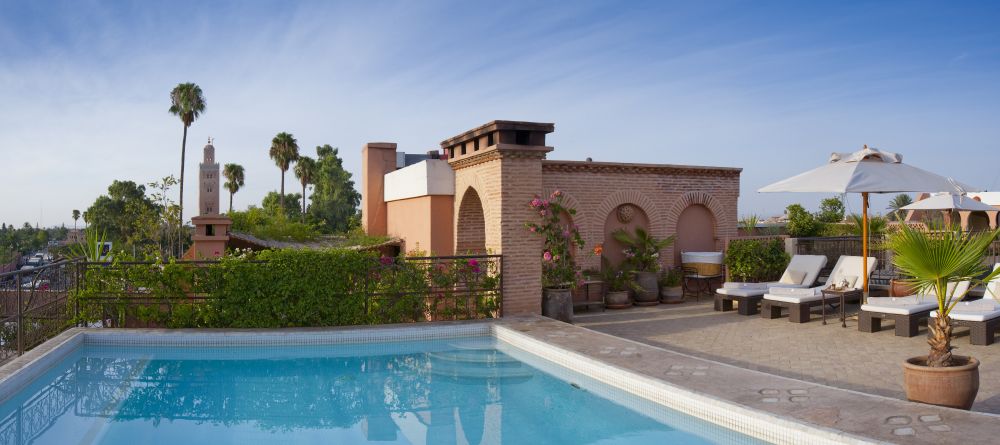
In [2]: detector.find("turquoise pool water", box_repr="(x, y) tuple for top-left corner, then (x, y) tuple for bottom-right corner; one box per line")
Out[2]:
(0, 337), (766, 444)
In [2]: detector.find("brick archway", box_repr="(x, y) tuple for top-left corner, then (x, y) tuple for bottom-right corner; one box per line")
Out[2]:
(456, 186), (487, 254)
(664, 191), (730, 262)
(593, 190), (667, 240)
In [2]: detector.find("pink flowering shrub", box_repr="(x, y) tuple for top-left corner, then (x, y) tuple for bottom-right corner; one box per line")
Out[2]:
(526, 190), (585, 289)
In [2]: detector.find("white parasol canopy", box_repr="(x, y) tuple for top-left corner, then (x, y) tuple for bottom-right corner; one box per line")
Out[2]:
(759, 146), (982, 297)
(758, 147), (977, 194)
(901, 193), (997, 212)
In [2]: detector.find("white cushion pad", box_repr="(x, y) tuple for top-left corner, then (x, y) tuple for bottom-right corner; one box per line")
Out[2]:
(722, 282), (771, 290)
(764, 292), (825, 304)
(717, 288), (766, 297)
(861, 299), (938, 315)
(931, 309), (1000, 322)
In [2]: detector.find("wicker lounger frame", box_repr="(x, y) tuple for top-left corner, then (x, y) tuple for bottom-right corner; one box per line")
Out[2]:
(714, 293), (763, 316)
(859, 309), (932, 337)
(948, 317), (1000, 346)
(761, 290), (862, 323)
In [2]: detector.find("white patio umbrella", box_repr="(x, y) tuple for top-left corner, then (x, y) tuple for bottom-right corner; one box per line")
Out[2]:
(759, 146), (979, 296)
(900, 193), (997, 212)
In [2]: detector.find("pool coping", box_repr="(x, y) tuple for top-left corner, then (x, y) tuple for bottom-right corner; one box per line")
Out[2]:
(1, 317), (997, 444)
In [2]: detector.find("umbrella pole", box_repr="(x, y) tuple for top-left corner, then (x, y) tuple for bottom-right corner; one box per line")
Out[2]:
(862, 192), (869, 303)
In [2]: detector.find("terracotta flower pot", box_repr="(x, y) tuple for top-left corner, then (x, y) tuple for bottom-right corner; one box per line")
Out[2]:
(660, 286), (683, 304)
(542, 288), (573, 323)
(902, 355), (980, 410)
(890, 279), (918, 297)
(632, 271), (659, 306)
(605, 291), (632, 309)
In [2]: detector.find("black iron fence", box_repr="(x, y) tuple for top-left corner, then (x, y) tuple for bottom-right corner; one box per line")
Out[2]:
(0, 259), (78, 363)
(795, 235), (1000, 286)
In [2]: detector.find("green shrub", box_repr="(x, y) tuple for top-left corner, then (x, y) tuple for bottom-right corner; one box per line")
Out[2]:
(725, 239), (789, 282)
(229, 206), (320, 241)
(785, 204), (822, 237)
(73, 249), (501, 328)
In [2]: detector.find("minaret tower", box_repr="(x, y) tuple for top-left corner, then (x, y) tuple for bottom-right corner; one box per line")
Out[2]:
(200, 137), (221, 215)
(188, 137), (232, 259)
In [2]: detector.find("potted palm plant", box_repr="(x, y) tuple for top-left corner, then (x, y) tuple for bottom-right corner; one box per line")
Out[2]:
(599, 256), (640, 309)
(887, 224), (1000, 409)
(613, 228), (674, 305)
(659, 267), (683, 304)
(526, 191), (584, 323)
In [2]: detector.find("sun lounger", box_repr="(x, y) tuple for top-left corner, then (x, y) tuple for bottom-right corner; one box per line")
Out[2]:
(761, 256), (876, 323)
(715, 255), (827, 315)
(930, 298), (1000, 345)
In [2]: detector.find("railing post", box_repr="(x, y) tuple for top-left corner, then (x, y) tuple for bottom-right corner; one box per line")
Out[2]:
(16, 271), (23, 356)
(498, 255), (504, 318)
(74, 261), (81, 327)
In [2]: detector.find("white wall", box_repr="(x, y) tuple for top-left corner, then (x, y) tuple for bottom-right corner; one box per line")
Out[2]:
(384, 159), (455, 202)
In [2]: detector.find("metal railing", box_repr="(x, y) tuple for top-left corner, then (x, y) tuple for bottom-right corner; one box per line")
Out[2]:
(795, 234), (1000, 286)
(0, 258), (79, 363)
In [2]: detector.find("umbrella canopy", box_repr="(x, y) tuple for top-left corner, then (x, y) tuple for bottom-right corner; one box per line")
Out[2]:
(758, 146), (981, 298)
(901, 193), (997, 212)
(758, 146), (977, 194)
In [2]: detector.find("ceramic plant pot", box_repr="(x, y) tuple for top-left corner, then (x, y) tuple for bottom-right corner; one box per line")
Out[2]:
(660, 286), (684, 304)
(542, 288), (574, 323)
(605, 290), (632, 309)
(633, 271), (659, 306)
(902, 355), (980, 410)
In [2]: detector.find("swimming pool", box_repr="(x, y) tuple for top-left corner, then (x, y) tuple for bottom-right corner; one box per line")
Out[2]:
(0, 333), (766, 444)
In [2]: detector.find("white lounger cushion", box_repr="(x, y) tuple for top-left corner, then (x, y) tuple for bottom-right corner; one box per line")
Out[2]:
(931, 299), (1000, 322)
(763, 256), (876, 304)
(861, 297), (938, 315)
(717, 255), (827, 297)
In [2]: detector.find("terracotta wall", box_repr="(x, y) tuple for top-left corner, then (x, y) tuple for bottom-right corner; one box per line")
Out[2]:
(361, 143), (398, 236)
(540, 162), (740, 273)
(387, 195), (454, 255)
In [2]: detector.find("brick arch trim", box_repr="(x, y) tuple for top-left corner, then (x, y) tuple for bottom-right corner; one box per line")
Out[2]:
(593, 190), (667, 239)
(664, 191), (730, 236)
(542, 186), (584, 226)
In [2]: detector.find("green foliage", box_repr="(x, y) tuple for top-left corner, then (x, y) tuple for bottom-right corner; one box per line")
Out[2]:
(73, 249), (501, 328)
(886, 225), (1000, 366)
(816, 196), (845, 223)
(612, 227), (674, 272)
(596, 256), (641, 292)
(724, 239), (790, 282)
(294, 156), (317, 218)
(308, 145), (362, 233)
(847, 213), (888, 236)
(887, 193), (913, 221)
(223, 163), (245, 213)
(270, 132), (300, 214)
(526, 191), (585, 289)
(84, 180), (159, 244)
(169, 83), (206, 127)
(785, 204), (822, 237)
(70, 229), (110, 261)
(739, 215), (759, 234)
(262, 191), (303, 220)
(229, 206), (320, 242)
(658, 267), (682, 288)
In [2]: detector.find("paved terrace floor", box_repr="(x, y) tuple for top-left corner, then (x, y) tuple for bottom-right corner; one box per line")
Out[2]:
(574, 299), (1000, 414)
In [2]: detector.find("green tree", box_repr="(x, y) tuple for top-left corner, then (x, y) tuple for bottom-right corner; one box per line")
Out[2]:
(269, 132), (300, 214)
(785, 204), (821, 237)
(262, 191), (303, 220)
(887, 193), (913, 221)
(308, 145), (362, 233)
(223, 163), (245, 213)
(168, 82), (206, 256)
(294, 156), (316, 221)
(83, 180), (160, 251)
(816, 196), (845, 223)
(72, 209), (81, 229)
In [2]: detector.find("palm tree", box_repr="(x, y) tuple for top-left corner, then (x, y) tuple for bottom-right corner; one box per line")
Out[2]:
(222, 163), (245, 213)
(71, 209), (80, 229)
(887, 193), (913, 221)
(887, 225), (1000, 367)
(293, 156), (316, 221)
(168, 83), (206, 256)
(269, 132), (300, 214)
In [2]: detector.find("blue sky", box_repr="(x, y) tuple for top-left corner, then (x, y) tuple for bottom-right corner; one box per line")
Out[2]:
(2, 0), (999, 227)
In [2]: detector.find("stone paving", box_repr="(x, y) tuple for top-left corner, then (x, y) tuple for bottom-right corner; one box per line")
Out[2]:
(574, 299), (1000, 414)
